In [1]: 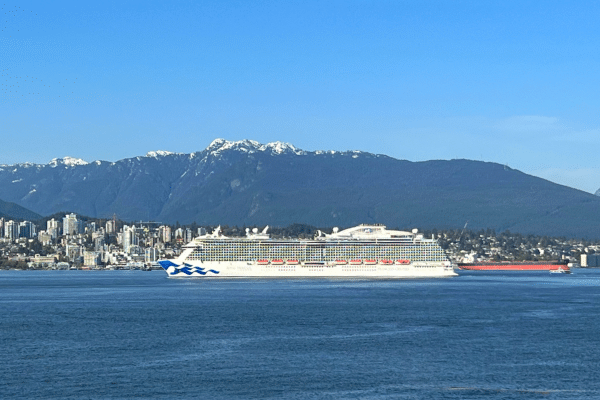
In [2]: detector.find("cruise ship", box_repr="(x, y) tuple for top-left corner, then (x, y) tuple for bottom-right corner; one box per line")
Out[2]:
(158, 224), (457, 278)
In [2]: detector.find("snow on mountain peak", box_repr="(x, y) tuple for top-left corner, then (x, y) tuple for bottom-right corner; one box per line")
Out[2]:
(205, 139), (305, 156)
(146, 150), (174, 158)
(49, 157), (89, 167)
(258, 141), (304, 155)
(206, 138), (260, 153)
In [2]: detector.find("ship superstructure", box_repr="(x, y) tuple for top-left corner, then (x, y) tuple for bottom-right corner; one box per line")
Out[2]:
(159, 224), (457, 278)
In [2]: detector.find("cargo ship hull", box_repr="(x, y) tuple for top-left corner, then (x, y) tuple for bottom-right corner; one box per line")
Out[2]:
(458, 262), (569, 272)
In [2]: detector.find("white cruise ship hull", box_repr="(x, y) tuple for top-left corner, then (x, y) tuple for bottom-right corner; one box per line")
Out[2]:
(160, 224), (458, 279)
(160, 260), (457, 278)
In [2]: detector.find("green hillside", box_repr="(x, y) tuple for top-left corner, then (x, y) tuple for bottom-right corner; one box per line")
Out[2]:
(0, 198), (42, 221)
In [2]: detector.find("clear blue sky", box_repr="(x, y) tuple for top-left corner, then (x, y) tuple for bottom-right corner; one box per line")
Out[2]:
(2, 0), (600, 192)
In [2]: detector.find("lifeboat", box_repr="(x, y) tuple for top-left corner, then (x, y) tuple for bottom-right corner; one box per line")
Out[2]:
(396, 259), (410, 265)
(257, 259), (269, 265)
(286, 259), (299, 265)
(335, 260), (347, 265)
(364, 259), (377, 265)
(271, 259), (284, 265)
(380, 259), (394, 265)
(349, 259), (362, 265)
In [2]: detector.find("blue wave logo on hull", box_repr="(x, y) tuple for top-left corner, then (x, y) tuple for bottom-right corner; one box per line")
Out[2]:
(158, 260), (178, 270)
(158, 260), (219, 276)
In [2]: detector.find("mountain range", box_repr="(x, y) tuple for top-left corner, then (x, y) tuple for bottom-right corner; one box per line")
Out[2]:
(1, 138), (599, 238)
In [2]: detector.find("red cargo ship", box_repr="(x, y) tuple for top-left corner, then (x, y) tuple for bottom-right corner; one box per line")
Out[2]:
(458, 261), (569, 272)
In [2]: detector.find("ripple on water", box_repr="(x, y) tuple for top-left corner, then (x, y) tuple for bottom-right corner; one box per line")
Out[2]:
(2, 270), (600, 399)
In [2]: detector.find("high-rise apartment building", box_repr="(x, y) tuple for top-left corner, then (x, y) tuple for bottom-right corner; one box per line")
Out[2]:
(93, 234), (105, 251)
(47, 218), (61, 239)
(106, 219), (116, 234)
(18, 221), (36, 238)
(4, 220), (18, 240)
(122, 225), (138, 253)
(63, 213), (80, 236)
(145, 247), (159, 263)
(159, 225), (172, 243)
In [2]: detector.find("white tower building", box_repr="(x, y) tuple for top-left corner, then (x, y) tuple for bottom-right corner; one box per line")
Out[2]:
(47, 218), (60, 239)
(63, 213), (79, 236)
(4, 220), (18, 240)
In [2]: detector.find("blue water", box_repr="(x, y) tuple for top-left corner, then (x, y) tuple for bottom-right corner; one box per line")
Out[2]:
(2, 270), (600, 399)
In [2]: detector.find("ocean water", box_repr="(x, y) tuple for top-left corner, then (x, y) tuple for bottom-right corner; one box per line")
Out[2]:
(1, 270), (600, 399)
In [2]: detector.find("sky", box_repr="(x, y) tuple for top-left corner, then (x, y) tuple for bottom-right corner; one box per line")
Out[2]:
(2, 0), (600, 193)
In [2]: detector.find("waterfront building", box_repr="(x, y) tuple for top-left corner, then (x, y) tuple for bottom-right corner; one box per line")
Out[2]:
(35, 254), (58, 263)
(56, 262), (70, 270)
(581, 254), (600, 267)
(83, 251), (101, 267)
(29, 254), (58, 268)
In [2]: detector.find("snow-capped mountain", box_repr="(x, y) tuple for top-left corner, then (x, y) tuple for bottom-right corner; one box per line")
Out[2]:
(1, 139), (600, 238)
(48, 157), (89, 168)
(205, 138), (307, 156)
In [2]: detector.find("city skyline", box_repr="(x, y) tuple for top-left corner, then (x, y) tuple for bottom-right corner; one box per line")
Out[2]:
(2, 1), (600, 192)
(1, 210), (598, 273)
